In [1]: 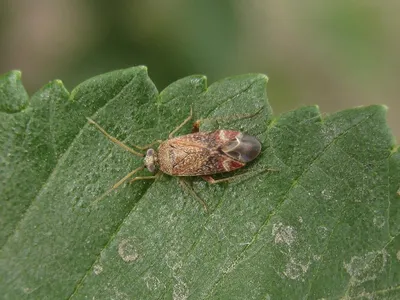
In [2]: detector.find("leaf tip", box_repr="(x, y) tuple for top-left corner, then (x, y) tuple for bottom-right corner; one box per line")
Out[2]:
(250, 73), (269, 84)
(261, 73), (269, 82)
(381, 104), (389, 112)
(53, 79), (64, 86)
(136, 65), (148, 73)
(9, 70), (22, 80)
(1, 70), (22, 82)
(0, 69), (29, 113)
(391, 145), (399, 155)
(312, 104), (320, 112)
(35, 79), (70, 100)
(48, 79), (68, 92)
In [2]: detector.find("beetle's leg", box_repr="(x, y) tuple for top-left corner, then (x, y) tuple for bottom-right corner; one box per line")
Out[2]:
(179, 178), (209, 212)
(91, 166), (145, 205)
(168, 107), (193, 138)
(201, 175), (217, 183)
(129, 171), (161, 183)
(192, 120), (201, 133)
(129, 176), (157, 183)
(192, 107), (263, 132)
(201, 167), (277, 184)
(87, 118), (144, 157)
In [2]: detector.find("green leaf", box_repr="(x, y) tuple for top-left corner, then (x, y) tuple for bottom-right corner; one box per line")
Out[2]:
(0, 67), (399, 299)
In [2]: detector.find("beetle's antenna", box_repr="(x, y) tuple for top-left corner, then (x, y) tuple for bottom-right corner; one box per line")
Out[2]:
(193, 106), (264, 130)
(168, 106), (193, 138)
(87, 117), (144, 157)
(91, 165), (145, 206)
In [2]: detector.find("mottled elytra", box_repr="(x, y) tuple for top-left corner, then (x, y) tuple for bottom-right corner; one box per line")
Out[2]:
(87, 107), (266, 210)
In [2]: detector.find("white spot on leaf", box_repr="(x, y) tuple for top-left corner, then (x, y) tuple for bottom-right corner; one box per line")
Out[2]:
(144, 274), (163, 291)
(321, 189), (332, 200)
(118, 238), (139, 263)
(317, 226), (328, 239)
(165, 250), (182, 271)
(272, 222), (296, 246)
(313, 255), (321, 261)
(93, 264), (103, 275)
(283, 258), (310, 281)
(23, 287), (37, 294)
(173, 278), (189, 300)
(344, 250), (388, 284)
(373, 216), (385, 228)
(112, 287), (129, 300)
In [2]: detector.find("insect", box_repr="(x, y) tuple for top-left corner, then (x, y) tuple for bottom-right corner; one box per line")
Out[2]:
(87, 107), (266, 210)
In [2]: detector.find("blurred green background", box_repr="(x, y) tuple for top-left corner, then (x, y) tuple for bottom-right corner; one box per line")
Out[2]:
(0, 0), (398, 138)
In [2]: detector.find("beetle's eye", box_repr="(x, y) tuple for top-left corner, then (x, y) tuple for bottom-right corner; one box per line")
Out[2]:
(144, 148), (157, 173)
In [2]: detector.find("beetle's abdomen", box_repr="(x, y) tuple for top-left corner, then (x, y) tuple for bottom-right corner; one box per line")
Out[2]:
(156, 129), (262, 176)
(157, 139), (214, 176)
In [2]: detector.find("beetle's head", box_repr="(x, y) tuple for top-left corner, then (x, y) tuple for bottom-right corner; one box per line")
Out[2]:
(144, 148), (158, 173)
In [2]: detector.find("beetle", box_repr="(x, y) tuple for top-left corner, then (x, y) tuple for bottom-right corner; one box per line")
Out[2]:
(87, 107), (264, 210)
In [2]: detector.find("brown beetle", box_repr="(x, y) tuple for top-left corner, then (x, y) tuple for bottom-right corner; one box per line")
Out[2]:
(88, 108), (265, 210)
